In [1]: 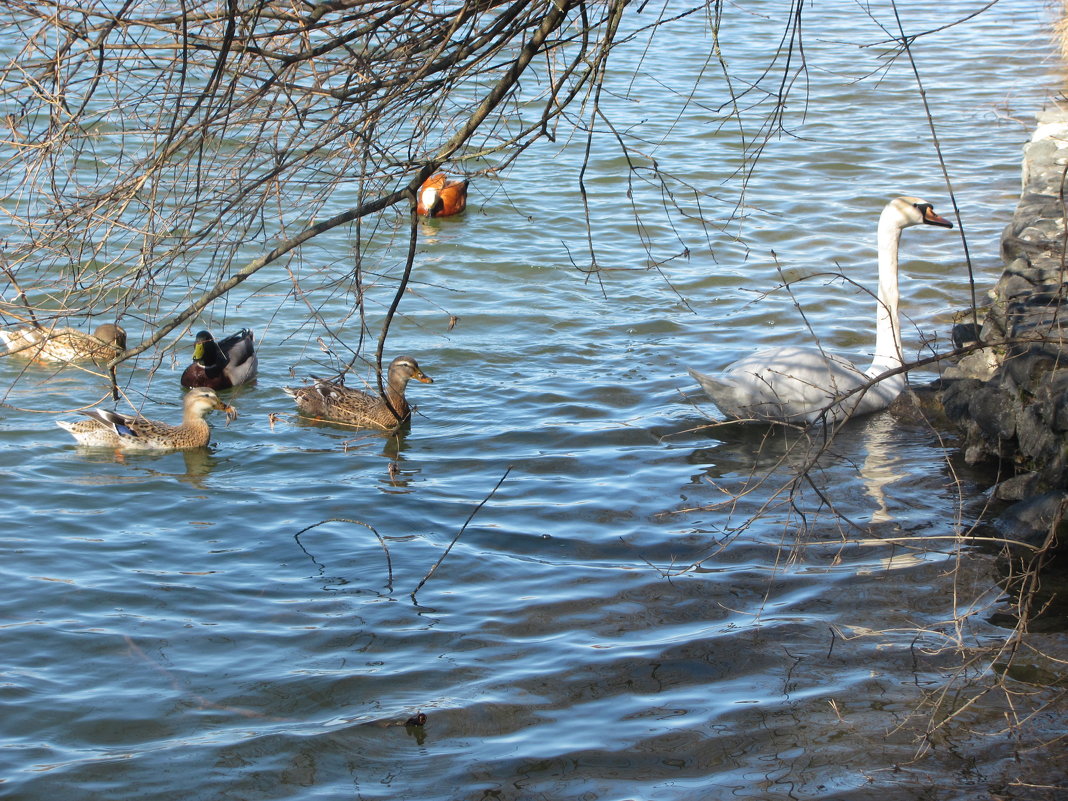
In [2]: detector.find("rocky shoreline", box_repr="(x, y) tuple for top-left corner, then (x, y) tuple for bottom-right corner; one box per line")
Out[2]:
(939, 104), (1068, 550)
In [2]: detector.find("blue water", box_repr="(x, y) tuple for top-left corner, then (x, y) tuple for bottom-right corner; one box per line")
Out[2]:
(1, 2), (1064, 799)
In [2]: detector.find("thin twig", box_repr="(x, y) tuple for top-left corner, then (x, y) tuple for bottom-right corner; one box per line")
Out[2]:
(294, 517), (394, 593)
(890, 0), (978, 332)
(411, 466), (512, 602)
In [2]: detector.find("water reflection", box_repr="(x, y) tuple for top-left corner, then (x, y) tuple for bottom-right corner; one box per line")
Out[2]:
(858, 413), (905, 525)
(174, 446), (221, 487)
(294, 517), (396, 594)
(62, 443), (224, 488)
(275, 413), (423, 490)
(681, 408), (963, 575)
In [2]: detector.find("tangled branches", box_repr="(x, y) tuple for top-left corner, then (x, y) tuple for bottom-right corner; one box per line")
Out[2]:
(0, 0), (633, 372)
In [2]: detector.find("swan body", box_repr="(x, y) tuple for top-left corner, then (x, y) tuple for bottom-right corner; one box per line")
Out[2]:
(416, 173), (468, 218)
(57, 387), (237, 450)
(180, 328), (258, 390)
(689, 196), (953, 425)
(1, 323), (126, 363)
(284, 355), (433, 430)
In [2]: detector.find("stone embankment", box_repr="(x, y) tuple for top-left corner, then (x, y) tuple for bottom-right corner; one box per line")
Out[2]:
(940, 105), (1068, 546)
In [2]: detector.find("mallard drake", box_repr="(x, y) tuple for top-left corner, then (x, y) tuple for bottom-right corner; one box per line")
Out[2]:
(0, 323), (126, 363)
(180, 328), (258, 390)
(57, 387), (237, 450)
(284, 355), (434, 429)
(416, 173), (468, 218)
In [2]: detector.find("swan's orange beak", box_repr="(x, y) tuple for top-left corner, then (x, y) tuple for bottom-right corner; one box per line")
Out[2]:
(923, 206), (953, 228)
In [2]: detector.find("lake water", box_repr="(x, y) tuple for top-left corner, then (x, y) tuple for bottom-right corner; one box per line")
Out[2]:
(1, 2), (1065, 799)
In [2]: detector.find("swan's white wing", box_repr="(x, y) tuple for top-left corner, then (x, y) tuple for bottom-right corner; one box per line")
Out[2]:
(690, 345), (904, 424)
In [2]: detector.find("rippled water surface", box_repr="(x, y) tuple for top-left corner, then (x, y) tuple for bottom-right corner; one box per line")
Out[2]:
(2, 2), (1066, 799)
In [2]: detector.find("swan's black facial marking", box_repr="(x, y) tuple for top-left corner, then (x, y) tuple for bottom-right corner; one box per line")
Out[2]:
(915, 202), (953, 228)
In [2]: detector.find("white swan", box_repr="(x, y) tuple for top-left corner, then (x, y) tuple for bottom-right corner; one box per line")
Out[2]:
(689, 196), (953, 425)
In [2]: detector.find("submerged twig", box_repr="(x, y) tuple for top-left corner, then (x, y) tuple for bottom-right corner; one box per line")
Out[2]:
(411, 466), (513, 602)
(294, 517), (393, 592)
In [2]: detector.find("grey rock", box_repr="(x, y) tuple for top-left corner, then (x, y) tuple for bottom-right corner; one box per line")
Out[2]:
(941, 106), (1068, 513)
(994, 491), (1068, 551)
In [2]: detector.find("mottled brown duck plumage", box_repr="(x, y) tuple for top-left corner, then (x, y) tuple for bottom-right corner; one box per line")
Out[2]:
(1, 323), (126, 363)
(57, 388), (237, 450)
(283, 355), (433, 430)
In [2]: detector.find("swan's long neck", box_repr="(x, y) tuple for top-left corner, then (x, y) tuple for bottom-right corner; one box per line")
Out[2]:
(869, 209), (905, 376)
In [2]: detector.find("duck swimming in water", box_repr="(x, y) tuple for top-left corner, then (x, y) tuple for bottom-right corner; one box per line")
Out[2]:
(284, 355), (433, 430)
(57, 387), (237, 450)
(416, 173), (469, 218)
(1, 322), (126, 363)
(180, 328), (258, 390)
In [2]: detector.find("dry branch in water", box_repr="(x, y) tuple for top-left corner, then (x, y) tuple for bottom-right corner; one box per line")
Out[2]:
(294, 517), (394, 592)
(411, 465), (511, 602)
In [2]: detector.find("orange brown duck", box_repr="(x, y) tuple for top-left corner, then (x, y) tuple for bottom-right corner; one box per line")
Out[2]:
(416, 173), (469, 218)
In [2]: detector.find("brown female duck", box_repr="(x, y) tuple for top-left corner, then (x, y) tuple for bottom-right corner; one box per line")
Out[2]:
(57, 387), (237, 450)
(284, 355), (433, 430)
(1, 322), (126, 363)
